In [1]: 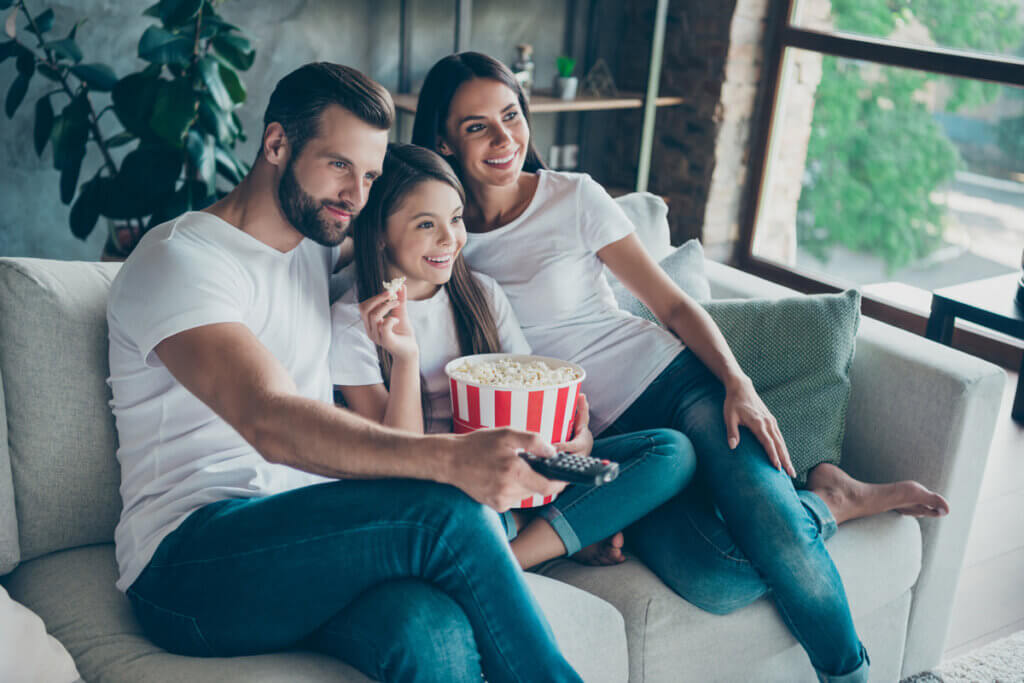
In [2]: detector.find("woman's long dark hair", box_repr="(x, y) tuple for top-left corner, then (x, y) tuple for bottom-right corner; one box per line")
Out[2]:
(411, 52), (546, 180)
(352, 142), (503, 425)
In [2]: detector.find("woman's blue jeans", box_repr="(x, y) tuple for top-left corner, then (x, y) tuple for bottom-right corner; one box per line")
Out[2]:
(501, 429), (697, 557)
(603, 349), (870, 683)
(127, 479), (583, 683)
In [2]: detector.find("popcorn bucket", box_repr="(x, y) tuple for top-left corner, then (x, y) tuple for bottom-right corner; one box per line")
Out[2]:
(445, 354), (586, 508)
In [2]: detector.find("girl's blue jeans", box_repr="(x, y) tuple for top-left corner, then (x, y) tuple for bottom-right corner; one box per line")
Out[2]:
(127, 478), (583, 683)
(602, 348), (870, 683)
(501, 429), (697, 557)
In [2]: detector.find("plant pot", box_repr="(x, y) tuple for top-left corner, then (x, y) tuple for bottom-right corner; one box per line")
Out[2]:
(553, 76), (578, 100)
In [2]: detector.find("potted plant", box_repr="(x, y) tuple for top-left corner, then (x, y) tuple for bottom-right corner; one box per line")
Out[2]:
(1, 0), (255, 258)
(553, 55), (577, 100)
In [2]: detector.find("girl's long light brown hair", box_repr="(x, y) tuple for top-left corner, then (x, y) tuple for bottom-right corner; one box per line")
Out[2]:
(352, 142), (503, 425)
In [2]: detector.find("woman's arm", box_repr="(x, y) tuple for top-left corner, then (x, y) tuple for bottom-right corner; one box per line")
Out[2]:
(598, 233), (795, 476)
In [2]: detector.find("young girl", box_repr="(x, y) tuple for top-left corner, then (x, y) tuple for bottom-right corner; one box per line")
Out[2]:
(329, 142), (696, 570)
(411, 52), (952, 683)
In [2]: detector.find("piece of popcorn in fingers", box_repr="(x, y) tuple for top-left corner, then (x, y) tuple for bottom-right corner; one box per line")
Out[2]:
(382, 276), (406, 301)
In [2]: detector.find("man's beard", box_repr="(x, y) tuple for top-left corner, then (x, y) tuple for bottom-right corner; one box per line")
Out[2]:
(278, 160), (352, 247)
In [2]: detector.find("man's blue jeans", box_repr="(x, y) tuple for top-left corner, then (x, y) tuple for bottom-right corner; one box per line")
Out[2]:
(603, 349), (870, 683)
(127, 479), (583, 683)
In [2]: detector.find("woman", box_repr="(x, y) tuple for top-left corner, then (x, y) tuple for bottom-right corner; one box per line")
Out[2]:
(411, 51), (950, 683)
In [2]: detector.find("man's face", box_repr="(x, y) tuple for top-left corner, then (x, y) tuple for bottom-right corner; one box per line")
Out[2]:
(278, 104), (389, 246)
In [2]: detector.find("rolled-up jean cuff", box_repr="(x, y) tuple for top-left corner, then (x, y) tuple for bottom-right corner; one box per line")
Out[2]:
(537, 505), (582, 555)
(500, 511), (518, 542)
(816, 645), (870, 683)
(799, 489), (838, 540)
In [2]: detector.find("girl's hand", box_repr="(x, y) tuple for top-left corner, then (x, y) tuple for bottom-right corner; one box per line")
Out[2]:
(359, 286), (419, 361)
(723, 376), (796, 477)
(554, 393), (594, 458)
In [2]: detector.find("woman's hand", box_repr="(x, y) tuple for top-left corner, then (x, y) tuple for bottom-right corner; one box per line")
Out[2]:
(554, 393), (594, 458)
(723, 376), (796, 477)
(358, 285), (419, 362)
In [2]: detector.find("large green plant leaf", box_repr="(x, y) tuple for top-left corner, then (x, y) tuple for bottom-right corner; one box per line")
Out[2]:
(0, 40), (15, 63)
(15, 44), (33, 74)
(138, 26), (192, 65)
(34, 95), (53, 155)
(112, 72), (159, 138)
(105, 130), (136, 148)
(149, 78), (197, 147)
(5, 72), (30, 117)
(158, 0), (203, 27)
(186, 128), (215, 189)
(69, 176), (102, 239)
(60, 147), (84, 204)
(45, 37), (82, 63)
(102, 145), (182, 219)
(71, 63), (117, 91)
(198, 92), (236, 144)
(51, 94), (90, 171)
(0, 1), (14, 11)
(219, 63), (245, 104)
(199, 55), (231, 110)
(211, 32), (254, 71)
(33, 8), (54, 33)
(214, 143), (245, 184)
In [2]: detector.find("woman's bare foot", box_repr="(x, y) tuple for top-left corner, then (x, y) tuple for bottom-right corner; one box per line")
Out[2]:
(807, 463), (950, 525)
(571, 531), (626, 566)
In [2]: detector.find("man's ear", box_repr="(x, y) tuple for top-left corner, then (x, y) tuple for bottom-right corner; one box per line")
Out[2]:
(262, 122), (289, 166)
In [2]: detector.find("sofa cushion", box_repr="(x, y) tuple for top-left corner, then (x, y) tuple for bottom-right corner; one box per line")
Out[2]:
(0, 258), (123, 565)
(614, 192), (673, 262)
(0, 368), (17, 574)
(608, 238), (711, 312)
(5, 543), (628, 683)
(538, 512), (921, 682)
(0, 583), (81, 683)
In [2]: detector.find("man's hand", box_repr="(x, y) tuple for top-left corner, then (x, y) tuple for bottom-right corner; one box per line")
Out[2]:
(554, 393), (593, 457)
(447, 428), (567, 512)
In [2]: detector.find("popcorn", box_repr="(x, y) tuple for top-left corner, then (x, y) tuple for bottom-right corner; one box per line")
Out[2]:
(449, 358), (582, 388)
(383, 276), (406, 301)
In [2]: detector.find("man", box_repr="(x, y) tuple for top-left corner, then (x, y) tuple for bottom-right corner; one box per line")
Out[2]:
(106, 62), (582, 683)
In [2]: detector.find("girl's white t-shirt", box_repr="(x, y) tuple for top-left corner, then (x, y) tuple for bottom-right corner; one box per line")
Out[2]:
(329, 272), (531, 433)
(461, 170), (684, 435)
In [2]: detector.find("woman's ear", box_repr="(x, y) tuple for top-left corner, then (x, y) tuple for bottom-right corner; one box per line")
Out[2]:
(437, 137), (454, 156)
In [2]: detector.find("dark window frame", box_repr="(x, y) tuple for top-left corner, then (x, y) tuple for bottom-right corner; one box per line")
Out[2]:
(737, 0), (1024, 368)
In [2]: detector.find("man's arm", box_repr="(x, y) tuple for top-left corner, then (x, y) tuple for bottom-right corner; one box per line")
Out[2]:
(154, 322), (566, 509)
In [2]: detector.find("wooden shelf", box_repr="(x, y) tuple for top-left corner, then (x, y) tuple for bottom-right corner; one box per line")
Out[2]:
(392, 90), (684, 115)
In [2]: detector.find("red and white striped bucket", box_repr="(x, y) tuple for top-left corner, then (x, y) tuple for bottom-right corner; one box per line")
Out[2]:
(445, 354), (586, 508)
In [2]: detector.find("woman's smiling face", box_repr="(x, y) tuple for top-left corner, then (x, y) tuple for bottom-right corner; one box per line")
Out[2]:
(440, 78), (530, 188)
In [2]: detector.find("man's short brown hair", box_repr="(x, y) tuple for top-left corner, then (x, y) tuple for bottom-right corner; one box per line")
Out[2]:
(262, 62), (394, 159)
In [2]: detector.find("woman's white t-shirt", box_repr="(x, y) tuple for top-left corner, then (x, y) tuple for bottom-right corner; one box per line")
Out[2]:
(329, 273), (531, 433)
(461, 170), (684, 435)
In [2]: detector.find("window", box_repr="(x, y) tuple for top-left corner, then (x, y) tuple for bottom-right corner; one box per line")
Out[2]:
(741, 0), (1024, 330)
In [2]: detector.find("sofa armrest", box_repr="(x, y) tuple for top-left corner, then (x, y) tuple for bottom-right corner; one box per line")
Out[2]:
(702, 259), (1006, 675)
(841, 317), (1005, 676)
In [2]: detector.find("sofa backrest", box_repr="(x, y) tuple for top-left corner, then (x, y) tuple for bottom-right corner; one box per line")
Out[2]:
(0, 258), (123, 574)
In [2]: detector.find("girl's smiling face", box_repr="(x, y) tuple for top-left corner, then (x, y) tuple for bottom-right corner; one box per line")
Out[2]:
(439, 78), (529, 188)
(384, 179), (466, 300)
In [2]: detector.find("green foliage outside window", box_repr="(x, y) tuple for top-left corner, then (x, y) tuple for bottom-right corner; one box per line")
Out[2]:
(797, 0), (1023, 271)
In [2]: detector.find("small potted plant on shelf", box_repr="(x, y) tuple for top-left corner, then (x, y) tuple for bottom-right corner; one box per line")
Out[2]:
(553, 55), (577, 100)
(1, 0), (255, 259)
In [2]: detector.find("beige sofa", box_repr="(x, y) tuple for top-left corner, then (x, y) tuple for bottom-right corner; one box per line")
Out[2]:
(0, 201), (1006, 681)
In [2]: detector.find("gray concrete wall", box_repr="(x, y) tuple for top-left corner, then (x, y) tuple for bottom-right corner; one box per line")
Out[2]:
(0, 0), (572, 260)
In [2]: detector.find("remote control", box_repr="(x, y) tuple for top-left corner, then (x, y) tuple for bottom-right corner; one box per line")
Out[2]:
(519, 451), (619, 486)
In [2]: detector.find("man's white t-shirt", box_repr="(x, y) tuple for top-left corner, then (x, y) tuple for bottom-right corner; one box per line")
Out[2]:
(461, 170), (684, 435)
(329, 273), (531, 433)
(107, 212), (337, 592)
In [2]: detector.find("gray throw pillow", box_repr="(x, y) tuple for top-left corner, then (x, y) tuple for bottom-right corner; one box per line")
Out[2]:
(609, 239), (711, 320)
(704, 291), (861, 483)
